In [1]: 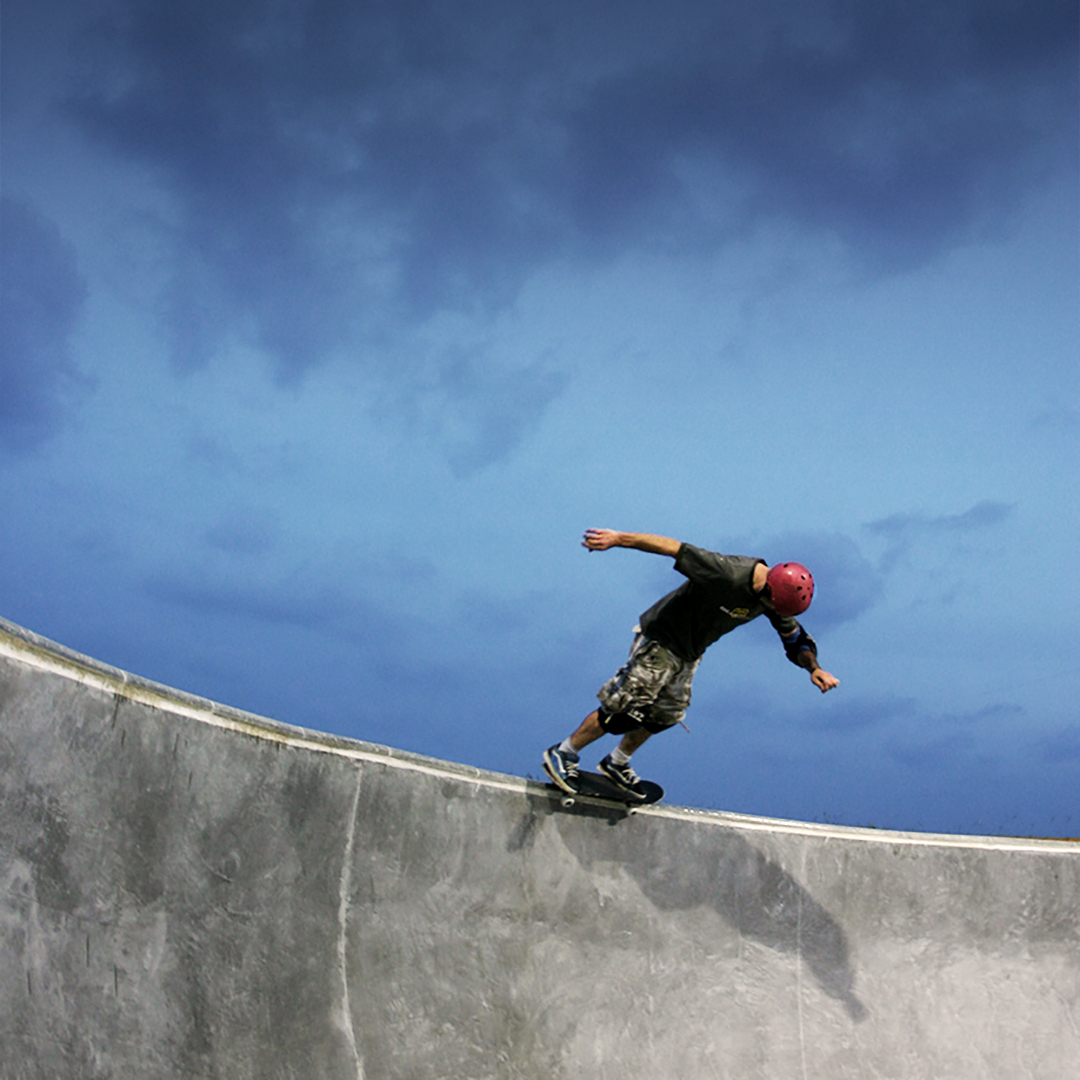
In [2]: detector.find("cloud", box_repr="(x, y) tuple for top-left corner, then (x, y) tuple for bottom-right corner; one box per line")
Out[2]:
(867, 500), (1015, 538)
(142, 550), (439, 648)
(62, 0), (564, 375)
(949, 702), (1025, 725)
(1041, 726), (1080, 764)
(203, 512), (278, 556)
(810, 694), (917, 733)
(887, 730), (978, 770)
(145, 572), (349, 631)
(764, 531), (882, 629)
(883, 701), (1026, 766)
(563, 1), (1078, 264)
(0, 196), (89, 452)
(47, 0), (1076, 380)
(865, 499), (1015, 570)
(1030, 406), (1080, 435)
(423, 350), (569, 475)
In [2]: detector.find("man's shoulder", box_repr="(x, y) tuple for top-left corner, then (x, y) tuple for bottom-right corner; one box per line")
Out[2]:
(675, 544), (760, 581)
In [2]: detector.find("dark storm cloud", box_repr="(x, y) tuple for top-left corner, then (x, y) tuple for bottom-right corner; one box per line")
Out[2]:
(565, 1), (1077, 256)
(49, 0), (1077, 380)
(0, 196), (89, 452)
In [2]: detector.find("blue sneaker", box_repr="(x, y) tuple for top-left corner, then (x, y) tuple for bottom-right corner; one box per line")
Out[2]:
(543, 744), (580, 794)
(597, 754), (648, 801)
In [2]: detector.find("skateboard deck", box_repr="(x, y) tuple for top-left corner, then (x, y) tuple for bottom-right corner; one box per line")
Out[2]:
(549, 769), (663, 811)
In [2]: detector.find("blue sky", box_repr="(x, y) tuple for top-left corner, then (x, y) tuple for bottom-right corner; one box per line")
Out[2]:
(2, 0), (1077, 836)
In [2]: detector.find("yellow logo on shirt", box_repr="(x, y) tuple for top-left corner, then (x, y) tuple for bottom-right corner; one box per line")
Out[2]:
(720, 606), (751, 619)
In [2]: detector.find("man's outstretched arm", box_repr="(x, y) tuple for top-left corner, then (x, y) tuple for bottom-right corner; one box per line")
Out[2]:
(582, 529), (682, 557)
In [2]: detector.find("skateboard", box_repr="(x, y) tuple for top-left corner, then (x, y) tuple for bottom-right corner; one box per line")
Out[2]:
(548, 769), (664, 811)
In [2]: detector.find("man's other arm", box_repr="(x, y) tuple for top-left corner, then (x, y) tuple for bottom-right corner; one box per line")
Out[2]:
(779, 624), (840, 694)
(582, 529), (681, 557)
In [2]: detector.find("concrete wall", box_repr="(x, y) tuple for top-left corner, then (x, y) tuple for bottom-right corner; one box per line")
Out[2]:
(2, 616), (1077, 1079)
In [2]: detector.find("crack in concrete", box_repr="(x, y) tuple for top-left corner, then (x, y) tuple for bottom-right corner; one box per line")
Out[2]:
(337, 766), (364, 1079)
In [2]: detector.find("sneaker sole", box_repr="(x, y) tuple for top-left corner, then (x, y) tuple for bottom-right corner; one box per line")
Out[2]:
(542, 751), (579, 795)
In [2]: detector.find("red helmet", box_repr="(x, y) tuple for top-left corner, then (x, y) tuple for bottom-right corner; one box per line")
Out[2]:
(765, 562), (814, 617)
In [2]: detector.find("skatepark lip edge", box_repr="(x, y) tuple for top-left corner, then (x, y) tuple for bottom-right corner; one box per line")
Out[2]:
(2, 614), (1075, 854)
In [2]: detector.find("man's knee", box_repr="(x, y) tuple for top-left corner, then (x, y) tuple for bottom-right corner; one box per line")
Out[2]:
(598, 707), (674, 735)
(597, 707), (643, 734)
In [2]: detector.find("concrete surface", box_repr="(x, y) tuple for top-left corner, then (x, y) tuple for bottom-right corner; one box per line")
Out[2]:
(1, 615), (1077, 1080)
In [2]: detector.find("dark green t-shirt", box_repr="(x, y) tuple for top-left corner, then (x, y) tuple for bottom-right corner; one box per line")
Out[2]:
(638, 543), (803, 662)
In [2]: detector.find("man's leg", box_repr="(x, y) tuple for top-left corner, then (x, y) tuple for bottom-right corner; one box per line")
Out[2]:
(545, 633), (669, 794)
(566, 709), (605, 751)
(543, 711), (596, 793)
(596, 643), (696, 798)
(597, 726), (656, 799)
(616, 726), (652, 756)
(542, 709), (611, 793)
(546, 713), (656, 797)
(567, 709), (654, 754)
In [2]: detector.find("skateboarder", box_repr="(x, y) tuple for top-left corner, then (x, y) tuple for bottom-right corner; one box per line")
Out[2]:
(543, 529), (840, 800)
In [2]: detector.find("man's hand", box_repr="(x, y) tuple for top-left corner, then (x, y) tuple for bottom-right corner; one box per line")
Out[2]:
(583, 528), (622, 551)
(583, 529), (681, 557)
(811, 669), (840, 693)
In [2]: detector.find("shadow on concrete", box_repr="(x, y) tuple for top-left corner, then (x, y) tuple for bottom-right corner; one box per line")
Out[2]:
(515, 789), (867, 1021)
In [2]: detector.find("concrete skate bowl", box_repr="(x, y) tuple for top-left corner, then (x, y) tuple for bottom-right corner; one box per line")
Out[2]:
(2, 616), (1077, 1079)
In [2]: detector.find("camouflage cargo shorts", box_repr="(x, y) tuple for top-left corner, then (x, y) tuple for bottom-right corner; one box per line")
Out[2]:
(597, 630), (701, 731)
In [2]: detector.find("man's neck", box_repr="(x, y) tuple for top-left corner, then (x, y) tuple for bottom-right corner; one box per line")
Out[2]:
(752, 561), (769, 593)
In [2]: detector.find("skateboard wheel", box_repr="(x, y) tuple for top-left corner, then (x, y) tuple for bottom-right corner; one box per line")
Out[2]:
(561, 795), (575, 808)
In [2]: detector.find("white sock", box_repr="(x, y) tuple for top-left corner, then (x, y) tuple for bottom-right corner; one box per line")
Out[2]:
(609, 747), (632, 766)
(559, 738), (577, 756)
